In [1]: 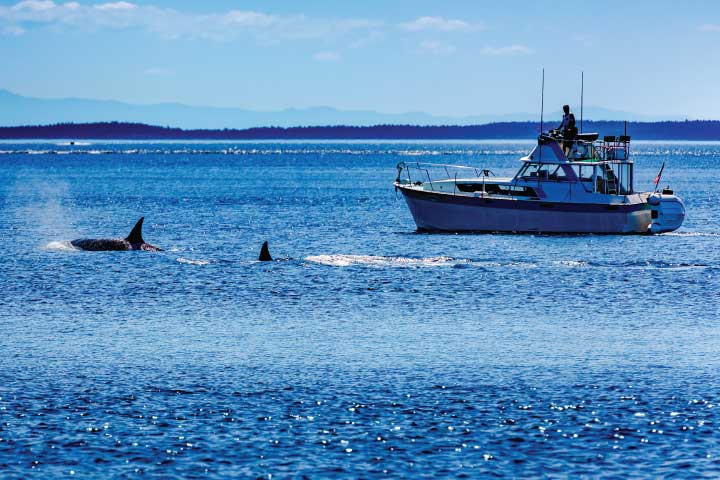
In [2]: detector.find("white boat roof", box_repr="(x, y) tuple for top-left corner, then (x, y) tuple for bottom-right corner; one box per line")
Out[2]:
(443, 177), (514, 183)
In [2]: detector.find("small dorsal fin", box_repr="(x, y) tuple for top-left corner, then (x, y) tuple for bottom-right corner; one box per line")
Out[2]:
(125, 217), (145, 244)
(259, 241), (272, 261)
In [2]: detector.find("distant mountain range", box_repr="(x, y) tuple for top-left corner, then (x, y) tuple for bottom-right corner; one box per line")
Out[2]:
(0, 89), (686, 129)
(3, 121), (720, 140)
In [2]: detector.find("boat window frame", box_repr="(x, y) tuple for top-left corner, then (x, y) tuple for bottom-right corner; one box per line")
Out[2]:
(514, 161), (578, 183)
(579, 161), (634, 195)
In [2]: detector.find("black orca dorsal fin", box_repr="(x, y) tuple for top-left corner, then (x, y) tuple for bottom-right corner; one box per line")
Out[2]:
(259, 241), (272, 261)
(125, 217), (145, 244)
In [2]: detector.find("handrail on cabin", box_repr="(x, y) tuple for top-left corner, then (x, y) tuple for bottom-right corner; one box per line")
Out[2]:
(396, 161), (498, 190)
(402, 161), (480, 170)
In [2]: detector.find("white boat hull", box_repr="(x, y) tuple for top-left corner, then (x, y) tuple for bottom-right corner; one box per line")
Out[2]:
(399, 186), (653, 234)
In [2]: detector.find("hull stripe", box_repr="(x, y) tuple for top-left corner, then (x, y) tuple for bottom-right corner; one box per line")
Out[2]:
(398, 186), (648, 214)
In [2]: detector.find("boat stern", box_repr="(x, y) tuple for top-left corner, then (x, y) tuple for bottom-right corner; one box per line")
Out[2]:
(648, 190), (685, 233)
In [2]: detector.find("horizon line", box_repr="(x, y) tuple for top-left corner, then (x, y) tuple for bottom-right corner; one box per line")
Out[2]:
(2, 120), (720, 141)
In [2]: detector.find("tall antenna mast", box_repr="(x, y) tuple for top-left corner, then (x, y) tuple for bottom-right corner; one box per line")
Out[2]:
(580, 71), (584, 133)
(540, 68), (545, 133)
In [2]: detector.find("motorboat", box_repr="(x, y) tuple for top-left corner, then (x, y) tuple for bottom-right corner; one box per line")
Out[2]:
(394, 130), (685, 234)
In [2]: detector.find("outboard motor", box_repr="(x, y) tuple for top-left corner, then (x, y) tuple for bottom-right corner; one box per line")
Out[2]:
(647, 188), (685, 233)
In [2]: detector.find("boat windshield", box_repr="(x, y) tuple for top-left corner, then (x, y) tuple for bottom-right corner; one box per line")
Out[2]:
(567, 140), (601, 161)
(516, 163), (573, 181)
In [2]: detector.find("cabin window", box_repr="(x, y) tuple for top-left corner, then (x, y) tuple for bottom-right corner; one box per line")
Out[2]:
(594, 163), (634, 195)
(549, 165), (576, 181)
(568, 142), (600, 161)
(611, 162), (633, 194)
(521, 163), (553, 179)
(591, 164), (633, 195)
(456, 183), (537, 197)
(593, 165), (611, 194)
(520, 163), (573, 182)
(570, 164), (594, 183)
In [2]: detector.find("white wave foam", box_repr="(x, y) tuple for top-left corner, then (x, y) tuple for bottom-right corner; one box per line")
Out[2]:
(43, 241), (79, 251)
(303, 255), (542, 269)
(555, 260), (589, 267)
(305, 254), (457, 268)
(660, 232), (720, 237)
(176, 257), (210, 265)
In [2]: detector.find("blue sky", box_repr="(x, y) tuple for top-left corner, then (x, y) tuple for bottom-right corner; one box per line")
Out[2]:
(1, 0), (719, 118)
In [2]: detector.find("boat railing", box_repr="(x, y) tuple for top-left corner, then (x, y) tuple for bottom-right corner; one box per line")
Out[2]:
(542, 129), (631, 162)
(395, 161), (488, 192)
(596, 135), (631, 161)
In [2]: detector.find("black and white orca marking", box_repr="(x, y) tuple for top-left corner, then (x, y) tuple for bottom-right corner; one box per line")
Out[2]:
(71, 217), (162, 252)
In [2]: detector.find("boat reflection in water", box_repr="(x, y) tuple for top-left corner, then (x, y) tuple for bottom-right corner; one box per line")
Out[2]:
(394, 130), (685, 234)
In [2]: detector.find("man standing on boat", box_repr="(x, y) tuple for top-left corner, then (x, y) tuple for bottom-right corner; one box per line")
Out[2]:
(558, 104), (578, 156)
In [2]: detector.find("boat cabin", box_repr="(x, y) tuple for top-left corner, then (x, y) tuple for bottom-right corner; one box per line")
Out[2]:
(516, 132), (634, 195)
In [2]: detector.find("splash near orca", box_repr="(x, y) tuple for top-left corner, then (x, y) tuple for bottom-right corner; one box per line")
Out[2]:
(259, 241), (272, 261)
(70, 217), (162, 252)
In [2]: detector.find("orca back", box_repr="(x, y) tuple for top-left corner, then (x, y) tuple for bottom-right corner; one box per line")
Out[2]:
(69, 217), (161, 251)
(71, 238), (130, 251)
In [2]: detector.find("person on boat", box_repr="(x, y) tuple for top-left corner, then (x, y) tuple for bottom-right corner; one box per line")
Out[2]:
(558, 104), (578, 156)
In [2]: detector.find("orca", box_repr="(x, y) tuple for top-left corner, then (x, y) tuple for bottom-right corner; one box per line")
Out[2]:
(259, 241), (272, 261)
(71, 217), (162, 252)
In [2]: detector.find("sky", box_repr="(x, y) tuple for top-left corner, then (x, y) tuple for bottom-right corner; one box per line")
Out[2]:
(1, 0), (720, 118)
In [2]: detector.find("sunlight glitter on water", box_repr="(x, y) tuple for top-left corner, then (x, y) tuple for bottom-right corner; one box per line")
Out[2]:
(1, 141), (719, 478)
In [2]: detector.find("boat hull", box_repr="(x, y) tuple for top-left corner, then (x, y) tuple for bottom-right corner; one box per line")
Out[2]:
(398, 186), (653, 234)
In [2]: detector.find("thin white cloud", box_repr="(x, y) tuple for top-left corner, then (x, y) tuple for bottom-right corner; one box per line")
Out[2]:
(12, 0), (56, 11)
(220, 10), (278, 28)
(313, 51), (341, 62)
(94, 1), (136, 10)
(699, 24), (720, 32)
(481, 45), (532, 56)
(400, 16), (478, 32)
(4, 1), (82, 25)
(418, 40), (456, 55)
(2, 24), (25, 35)
(0, 0), (381, 42)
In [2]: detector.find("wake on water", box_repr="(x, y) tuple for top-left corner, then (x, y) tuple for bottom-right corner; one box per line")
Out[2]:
(302, 255), (715, 270)
(305, 254), (461, 268)
(176, 257), (211, 266)
(661, 232), (720, 237)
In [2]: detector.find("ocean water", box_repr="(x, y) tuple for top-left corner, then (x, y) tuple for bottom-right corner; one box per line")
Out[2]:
(0, 140), (719, 478)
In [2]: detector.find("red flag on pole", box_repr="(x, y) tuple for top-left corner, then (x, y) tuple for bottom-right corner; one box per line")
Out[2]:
(653, 161), (665, 185)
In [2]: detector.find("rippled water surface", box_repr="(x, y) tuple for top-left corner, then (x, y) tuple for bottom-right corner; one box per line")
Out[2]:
(1, 141), (720, 478)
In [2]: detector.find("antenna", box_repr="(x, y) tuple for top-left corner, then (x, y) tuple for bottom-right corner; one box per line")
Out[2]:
(538, 68), (545, 166)
(540, 68), (545, 134)
(580, 71), (584, 133)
